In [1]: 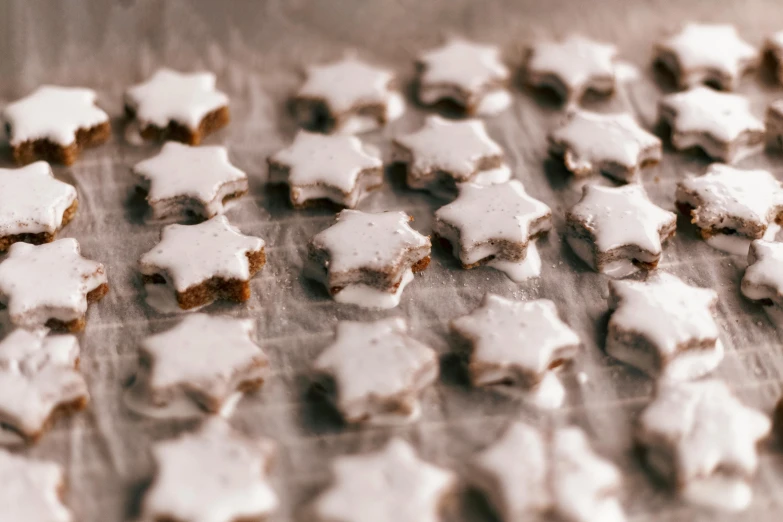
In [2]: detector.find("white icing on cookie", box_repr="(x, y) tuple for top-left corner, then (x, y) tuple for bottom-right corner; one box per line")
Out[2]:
(0, 239), (107, 328)
(706, 223), (779, 256)
(742, 240), (783, 307)
(2, 85), (109, 146)
(0, 448), (72, 522)
(0, 162), (77, 238)
(323, 267), (414, 310)
(142, 417), (278, 522)
(487, 242), (542, 283)
(312, 438), (456, 522)
(134, 142), (248, 221)
(125, 68), (229, 130)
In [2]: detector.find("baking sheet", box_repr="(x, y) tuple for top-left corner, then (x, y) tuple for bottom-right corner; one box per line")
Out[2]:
(3, 0), (783, 520)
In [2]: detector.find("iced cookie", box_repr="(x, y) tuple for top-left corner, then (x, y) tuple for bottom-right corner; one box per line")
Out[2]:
(311, 438), (457, 522)
(548, 110), (662, 183)
(126, 314), (269, 419)
(292, 56), (405, 134)
(416, 38), (511, 116)
(393, 115), (510, 197)
(124, 68), (229, 145)
(637, 379), (770, 512)
(606, 273), (723, 381)
(0, 238), (108, 332)
(434, 180), (552, 281)
(141, 417), (278, 522)
(268, 130), (383, 209)
(741, 240), (783, 326)
(654, 23), (758, 91)
(313, 318), (438, 425)
(676, 164), (783, 255)
(0, 449), (73, 521)
(0, 328), (88, 444)
(472, 422), (625, 522)
(0, 162), (78, 252)
(451, 294), (581, 409)
(306, 210), (430, 309)
(2, 85), (110, 166)
(566, 184), (676, 278)
(765, 31), (783, 85)
(525, 35), (618, 104)
(765, 100), (783, 151)
(658, 87), (764, 162)
(139, 216), (265, 313)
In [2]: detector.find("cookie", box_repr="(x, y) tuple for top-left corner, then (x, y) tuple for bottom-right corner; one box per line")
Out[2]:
(0, 448), (72, 521)
(268, 130), (383, 209)
(141, 417), (278, 522)
(0, 328), (88, 444)
(566, 184), (676, 278)
(676, 164), (783, 255)
(133, 142), (248, 222)
(741, 240), (783, 326)
(433, 180), (552, 281)
(311, 438), (457, 522)
(658, 86), (764, 162)
(654, 23), (758, 91)
(139, 215), (265, 313)
(2, 85), (111, 166)
(393, 115), (510, 197)
(765, 99), (783, 151)
(765, 31), (783, 85)
(0, 238), (108, 332)
(416, 38), (511, 116)
(637, 379), (770, 512)
(525, 35), (618, 104)
(548, 110), (662, 183)
(0, 162), (78, 252)
(451, 294), (581, 409)
(306, 210), (430, 309)
(606, 273), (723, 381)
(126, 314), (270, 419)
(292, 56), (405, 134)
(124, 68), (230, 145)
(472, 422), (625, 522)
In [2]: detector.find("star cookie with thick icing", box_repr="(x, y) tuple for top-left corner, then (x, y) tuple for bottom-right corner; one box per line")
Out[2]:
(141, 417), (278, 522)
(742, 240), (783, 309)
(416, 38), (511, 116)
(0, 449), (73, 521)
(433, 180), (552, 282)
(548, 110), (662, 183)
(0, 238), (108, 332)
(311, 438), (457, 522)
(0, 162), (78, 252)
(393, 115), (510, 196)
(140, 215), (265, 312)
(124, 68), (230, 145)
(2, 85), (110, 166)
(658, 86), (764, 162)
(268, 130), (383, 209)
(292, 56), (405, 134)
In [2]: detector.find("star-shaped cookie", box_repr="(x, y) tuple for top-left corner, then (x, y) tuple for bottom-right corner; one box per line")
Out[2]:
(637, 379), (770, 512)
(765, 31), (783, 85)
(566, 184), (676, 278)
(0, 449), (72, 521)
(433, 180), (552, 281)
(311, 438), (457, 522)
(472, 422), (625, 522)
(607, 273), (723, 381)
(416, 38), (511, 116)
(654, 23), (758, 91)
(141, 417), (278, 522)
(548, 110), (662, 183)
(741, 240), (783, 308)
(0, 238), (108, 332)
(314, 318), (438, 424)
(293, 56), (405, 134)
(451, 294), (580, 409)
(124, 68), (230, 145)
(525, 35), (618, 104)
(268, 130), (383, 209)
(2, 85), (111, 166)
(393, 115), (510, 196)
(0, 162), (78, 251)
(140, 215), (265, 312)
(658, 86), (764, 162)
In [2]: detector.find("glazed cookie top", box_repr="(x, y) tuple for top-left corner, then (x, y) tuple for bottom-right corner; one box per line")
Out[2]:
(2, 85), (109, 147)
(418, 39), (509, 94)
(0, 449), (71, 522)
(0, 328), (79, 374)
(741, 240), (783, 303)
(0, 162), (77, 237)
